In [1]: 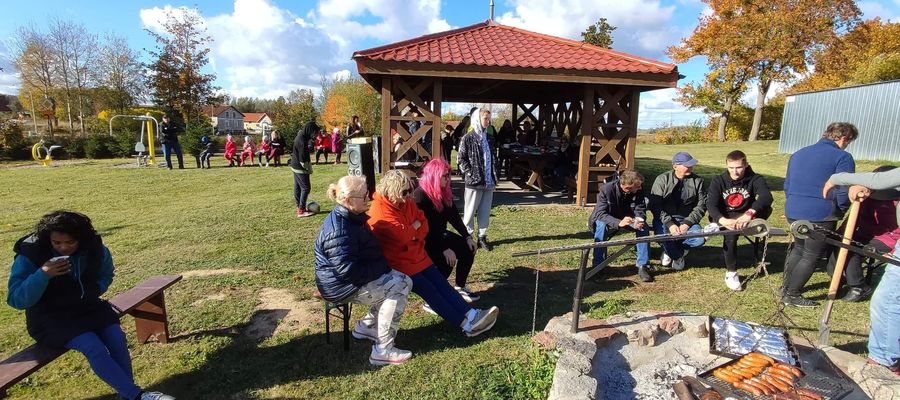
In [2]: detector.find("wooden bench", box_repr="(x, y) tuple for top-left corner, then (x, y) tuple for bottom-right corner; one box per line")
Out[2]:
(0, 275), (182, 398)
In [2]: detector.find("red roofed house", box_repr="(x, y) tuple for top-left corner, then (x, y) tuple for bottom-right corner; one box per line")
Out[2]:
(243, 112), (274, 134)
(202, 105), (244, 135)
(353, 19), (679, 205)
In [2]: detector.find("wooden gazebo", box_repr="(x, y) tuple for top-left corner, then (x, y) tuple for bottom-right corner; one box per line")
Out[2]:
(352, 20), (679, 205)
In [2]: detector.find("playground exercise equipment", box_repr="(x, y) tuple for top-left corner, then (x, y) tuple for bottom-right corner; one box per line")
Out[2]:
(512, 220), (787, 333)
(31, 138), (62, 167)
(110, 115), (159, 166)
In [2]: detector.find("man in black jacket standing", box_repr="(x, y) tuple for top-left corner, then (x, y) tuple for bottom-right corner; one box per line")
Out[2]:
(588, 170), (653, 282)
(707, 150), (773, 291)
(159, 114), (184, 169)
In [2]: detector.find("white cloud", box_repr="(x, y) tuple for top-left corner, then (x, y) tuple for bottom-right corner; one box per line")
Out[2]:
(638, 88), (707, 128)
(312, 0), (453, 54)
(0, 41), (20, 94)
(495, 0), (681, 60)
(140, 0), (345, 99)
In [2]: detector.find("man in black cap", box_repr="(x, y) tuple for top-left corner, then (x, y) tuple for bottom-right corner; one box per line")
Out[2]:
(649, 151), (708, 271)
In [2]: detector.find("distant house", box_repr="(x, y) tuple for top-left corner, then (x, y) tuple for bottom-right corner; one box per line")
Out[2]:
(243, 112), (274, 134)
(202, 105), (244, 134)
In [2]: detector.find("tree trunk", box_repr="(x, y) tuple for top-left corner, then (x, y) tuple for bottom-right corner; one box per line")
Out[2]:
(78, 96), (85, 134)
(717, 96), (734, 142)
(65, 100), (73, 136)
(749, 80), (771, 141)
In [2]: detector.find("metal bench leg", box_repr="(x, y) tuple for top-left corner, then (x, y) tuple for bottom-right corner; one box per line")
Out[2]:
(341, 303), (351, 351)
(324, 303), (332, 344)
(131, 292), (171, 344)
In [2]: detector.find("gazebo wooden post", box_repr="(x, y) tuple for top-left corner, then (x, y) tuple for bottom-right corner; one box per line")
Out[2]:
(625, 90), (639, 169)
(576, 85), (596, 206)
(380, 77), (393, 173)
(432, 79), (443, 161)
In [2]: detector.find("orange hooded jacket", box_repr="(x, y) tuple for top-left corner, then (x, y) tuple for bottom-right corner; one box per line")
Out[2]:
(366, 192), (432, 276)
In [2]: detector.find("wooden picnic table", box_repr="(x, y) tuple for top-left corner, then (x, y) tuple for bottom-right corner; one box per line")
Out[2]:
(499, 148), (551, 192)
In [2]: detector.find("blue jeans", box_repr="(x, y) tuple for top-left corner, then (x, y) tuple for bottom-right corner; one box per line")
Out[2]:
(410, 265), (472, 326)
(593, 222), (649, 267)
(868, 242), (900, 368)
(162, 141), (184, 169)
(653, 218), (705, 260)
(65, 323), (142, 400)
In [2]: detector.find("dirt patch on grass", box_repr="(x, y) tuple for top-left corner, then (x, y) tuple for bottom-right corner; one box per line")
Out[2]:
(191, 293), (228, 306)
(181, 268), (259, 278)
(243, 288), (320, 341)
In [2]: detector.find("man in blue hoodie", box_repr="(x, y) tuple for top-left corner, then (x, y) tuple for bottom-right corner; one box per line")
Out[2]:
(782, 122), (858, 307)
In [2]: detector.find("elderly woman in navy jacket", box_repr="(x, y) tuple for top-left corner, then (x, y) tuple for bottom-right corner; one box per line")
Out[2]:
(7, 211), (173, 400)
(314, 175), (414, 366)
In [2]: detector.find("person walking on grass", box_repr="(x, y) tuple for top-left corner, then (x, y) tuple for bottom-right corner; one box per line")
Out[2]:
(588, 169), (653, 282)
(782, 122), (857, 307)
(315, 175), (414, 366)
(7, 211), (175, 400)
(412, 159), (481, 304)
(292, 121), (318, 218)
(367, 170), (499, 337)
(824, 166), (900, 376)
(159, 115), (184, 170)
(457, 107), (499, 251)
(707, 150), (773, 291)
(649, 151), (708, 271)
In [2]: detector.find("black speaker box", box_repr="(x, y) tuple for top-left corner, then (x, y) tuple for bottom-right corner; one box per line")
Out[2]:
(347, 142), (376, 195)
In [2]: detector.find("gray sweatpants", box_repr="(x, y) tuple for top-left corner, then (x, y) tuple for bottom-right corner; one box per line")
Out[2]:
(352, 270), (412, 349)
(463, 187), (494, 237)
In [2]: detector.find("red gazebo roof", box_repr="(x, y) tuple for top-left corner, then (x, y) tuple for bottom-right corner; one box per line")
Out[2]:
(354, 20), (676, 76)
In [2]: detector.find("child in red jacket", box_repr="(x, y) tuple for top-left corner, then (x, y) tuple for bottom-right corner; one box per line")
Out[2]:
(240, 135), (256, 166)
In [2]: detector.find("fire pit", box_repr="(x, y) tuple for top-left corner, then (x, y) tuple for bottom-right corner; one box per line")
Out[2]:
(537, 311), (880, 400)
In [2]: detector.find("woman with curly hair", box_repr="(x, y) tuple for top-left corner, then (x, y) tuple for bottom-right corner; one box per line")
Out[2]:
(367, 170), (499, 337)
(7, 211), (174, 400)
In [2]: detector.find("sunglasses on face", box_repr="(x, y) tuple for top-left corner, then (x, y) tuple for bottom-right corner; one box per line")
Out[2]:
(400, 189), (411, 197)
(348, 191), (369, 200)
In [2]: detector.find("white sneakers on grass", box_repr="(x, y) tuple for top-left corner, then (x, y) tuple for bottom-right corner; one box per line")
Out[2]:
(725, 271), (742, 291)
(461, 306), (500, 337)
(140, 392), (175, 400)
(455, 286), (480, 303)
(369, 345), (412, 366)
(661, 253), (672, 267)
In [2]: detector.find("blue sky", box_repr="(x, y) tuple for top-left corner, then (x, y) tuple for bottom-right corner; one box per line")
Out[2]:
(1, 0), (898, 128)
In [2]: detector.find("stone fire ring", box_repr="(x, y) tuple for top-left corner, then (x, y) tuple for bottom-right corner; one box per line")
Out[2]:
(532, 311), (897, 400)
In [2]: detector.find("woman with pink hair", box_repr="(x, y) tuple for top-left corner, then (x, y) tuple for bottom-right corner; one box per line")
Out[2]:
(411, 158), (480, 304)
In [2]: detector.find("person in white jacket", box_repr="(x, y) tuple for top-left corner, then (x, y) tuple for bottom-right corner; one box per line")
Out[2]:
(825, 167), (900, 376)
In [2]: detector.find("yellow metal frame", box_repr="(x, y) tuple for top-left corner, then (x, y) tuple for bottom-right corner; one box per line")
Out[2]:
(31, 139), (51, 167)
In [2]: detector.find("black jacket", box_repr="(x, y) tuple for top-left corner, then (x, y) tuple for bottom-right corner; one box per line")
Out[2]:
(160, 121), (180, 143)
(707, 166), (773, 222)
(649, 171), (707, 228)
(588, 181), (647, 232)
(290, 121), (317, 170)
(411, 187), (469, 254)
(314, 205), (391, 303)
(457, 128), (498, 188)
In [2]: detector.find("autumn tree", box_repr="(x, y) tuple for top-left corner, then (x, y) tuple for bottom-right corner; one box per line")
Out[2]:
(671, 0), (859, 140)
(319, 77), (381, 136)
(581, 18), (616, 48)
(48, 19), (98, 134)
(12, 24), (57, 135)
(95, 33), (145, 112)
(146, 7), (217, 123)
(791, 18), (900, 92)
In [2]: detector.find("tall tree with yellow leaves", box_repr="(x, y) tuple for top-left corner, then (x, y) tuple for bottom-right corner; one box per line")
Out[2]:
(672, 0), (859, 140)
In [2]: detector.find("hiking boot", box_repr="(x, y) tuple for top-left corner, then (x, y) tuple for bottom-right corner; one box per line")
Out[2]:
(725, 271), (742, 291)
(140, 392), (175, 400)
(842, 285), (873, 302)
(296, 207), (305, 217)
(462, 307), (499, 337)
(369, 345), (412, 366)
(478, 236), (493, 251)
(455, 286), (480, 303)
(782, 295), (820, 308)
(661, 253), (672, 267)
(637, 265), (654, 282)
(422, 303), (437, 315)
(351, 321), (377, 342)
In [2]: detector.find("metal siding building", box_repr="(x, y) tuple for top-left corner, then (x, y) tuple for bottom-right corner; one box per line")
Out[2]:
(779, 80), (900, 161)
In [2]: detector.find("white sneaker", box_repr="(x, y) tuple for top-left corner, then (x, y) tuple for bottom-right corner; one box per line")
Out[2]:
(369, 345), (412, 366)
(661, 253), (672, 267)
(464, 306), (499, 337)
(140, 392), (175, 400)
(725, 272), (742, 291)
(351, 321), (377, 341)
(455, 286), (480, 303)
(422, 303), (437, 315)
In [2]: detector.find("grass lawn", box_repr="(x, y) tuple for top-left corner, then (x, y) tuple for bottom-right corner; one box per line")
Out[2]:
(0, 140), (896, 399)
